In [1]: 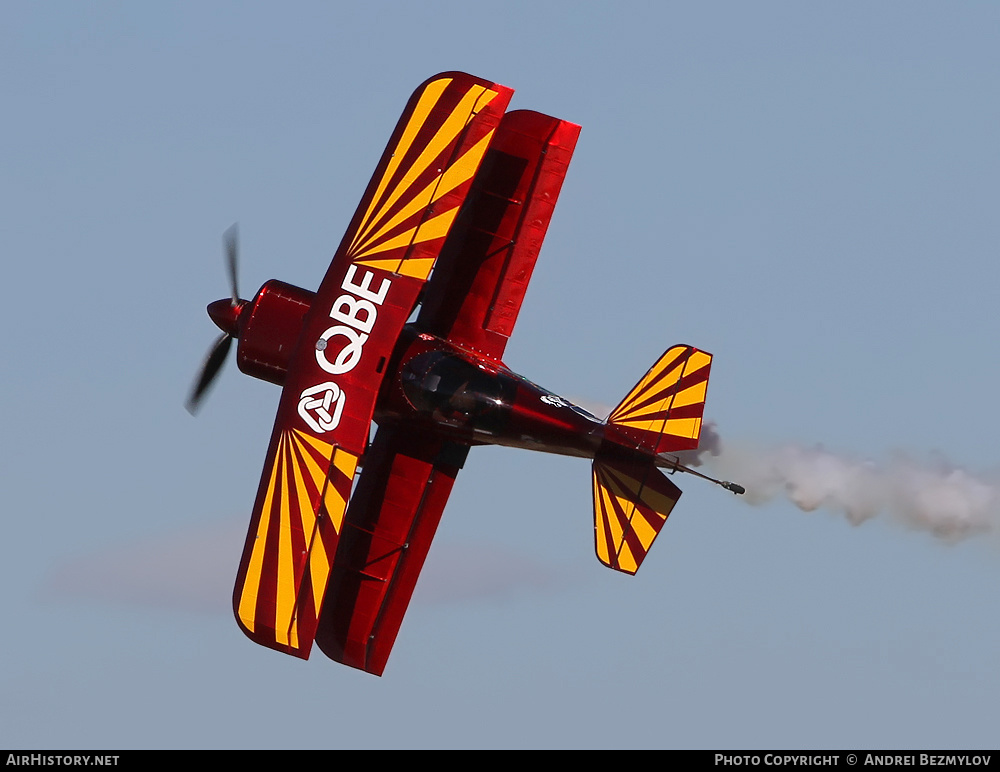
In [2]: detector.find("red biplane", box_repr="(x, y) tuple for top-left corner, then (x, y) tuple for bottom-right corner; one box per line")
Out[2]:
(188, 72), (743, 676)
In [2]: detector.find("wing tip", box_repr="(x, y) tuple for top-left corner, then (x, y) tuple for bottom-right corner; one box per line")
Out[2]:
(232, 610), (314, 661)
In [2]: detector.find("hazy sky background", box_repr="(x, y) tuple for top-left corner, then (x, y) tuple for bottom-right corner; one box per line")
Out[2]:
(3, 1), (1000, 749)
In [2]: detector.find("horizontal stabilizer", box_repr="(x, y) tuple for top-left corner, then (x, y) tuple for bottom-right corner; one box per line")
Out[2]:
(592, 453), (682, 574)
(607, 345), (712, 455)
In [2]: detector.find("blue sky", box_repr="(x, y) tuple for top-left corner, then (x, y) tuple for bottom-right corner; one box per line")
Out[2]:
(3, 1), (1000, 749)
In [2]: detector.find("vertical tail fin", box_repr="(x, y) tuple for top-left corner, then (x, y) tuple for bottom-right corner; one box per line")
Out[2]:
(592, 452), (682, 574)
(607, 344), (712, 455)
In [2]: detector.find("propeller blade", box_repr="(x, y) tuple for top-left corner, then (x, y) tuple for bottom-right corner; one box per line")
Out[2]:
(186, 333), (233, 415)
(224, 223), (239, 306)
(188, 224), (243, 415)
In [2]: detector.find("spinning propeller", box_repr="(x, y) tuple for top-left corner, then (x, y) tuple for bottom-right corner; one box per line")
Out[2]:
(186, 224), (247, 414)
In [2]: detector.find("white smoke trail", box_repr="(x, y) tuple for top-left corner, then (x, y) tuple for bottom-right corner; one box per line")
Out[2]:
(688, 423), (1000, 541)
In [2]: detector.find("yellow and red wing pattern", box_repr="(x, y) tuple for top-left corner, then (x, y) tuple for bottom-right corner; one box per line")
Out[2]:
(235, 429), (358, 655)
(592, 456), (682, 575)
(607, 345), (712, 454)
(344, 75), (507, 280)
(233, 73), (512, 660)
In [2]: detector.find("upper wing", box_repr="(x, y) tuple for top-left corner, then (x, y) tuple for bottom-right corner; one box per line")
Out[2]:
(334, 72), (513, 283)
(233, 73), (512, 658)
(415, 110), (580, 361)
(313, 425), (469, 676)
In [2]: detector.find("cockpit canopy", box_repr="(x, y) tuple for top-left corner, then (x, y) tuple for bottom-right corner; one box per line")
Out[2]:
(400, 350), (512, 427)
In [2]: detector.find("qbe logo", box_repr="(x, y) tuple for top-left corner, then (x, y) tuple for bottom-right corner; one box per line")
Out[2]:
(298, 382), (345, 433)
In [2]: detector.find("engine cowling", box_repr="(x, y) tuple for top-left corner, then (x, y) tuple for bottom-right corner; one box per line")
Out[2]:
(236, 280), (316, 385)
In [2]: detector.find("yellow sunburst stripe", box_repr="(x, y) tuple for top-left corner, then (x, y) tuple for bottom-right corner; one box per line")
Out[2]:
(667, 379), (709, 409)
(602, 473), (640, 573)
(349, 77), (452, 256)
(609, 388), (649, 423)
(292, 427), (334, 457)
(306, 545), (330, 621)
(290, 430), (343, 524)
(283, 432), (335, 648)
(333, 447), (359, 480)
(597, 471), (634, 558)
(350, 85), (498, 257)
(237, 430), (361, 648)
(593, 470), (617, 565)
(355, 207), (458, 275)
(602, 469), (659, 550)
(351, 127), (494, 258)
(237, 431), (287, 634)
(615, 415), (703, 440)
(287, 431), (338, 606)
(274, 437), (298, 647)
(612, 363), (686, 420)
(611, 350), (688, 417)
(399, 257), (436, 280)
(302, 533), (330, 623)
(613, 403), (706, 433)
(352, 256), (437, 280)
(667, 416), (702, 439)
(612, 384), (707, 433)
(352, 204), (461, 262)
(369, 84), (495, 235)
(688, 350), (712, 371)
(619, 547), (638, 574)
(325, 447), (358, 532)
(321, 479), (347, 533)
(594, 460), (681, 573)
(610, 350), (711, 423)
(644, 353), (688, 388)
(289, 433), (358, 616)
(289, 431), (332, 491)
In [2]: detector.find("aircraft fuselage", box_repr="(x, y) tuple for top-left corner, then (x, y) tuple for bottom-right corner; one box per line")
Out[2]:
(208, 281), (661, 468)
(376, 325), (607, 460)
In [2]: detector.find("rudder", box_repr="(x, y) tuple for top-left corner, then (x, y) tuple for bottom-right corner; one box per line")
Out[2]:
(607, 345), (712, 455)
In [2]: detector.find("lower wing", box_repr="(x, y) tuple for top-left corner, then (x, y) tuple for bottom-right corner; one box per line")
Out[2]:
(313, 425), (469, 676)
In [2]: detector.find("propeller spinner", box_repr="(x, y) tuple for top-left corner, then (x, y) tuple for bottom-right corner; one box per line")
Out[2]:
(186, 224), (247, 414)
